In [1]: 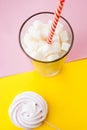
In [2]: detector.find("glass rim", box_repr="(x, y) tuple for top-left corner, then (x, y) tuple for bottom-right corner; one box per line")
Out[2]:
(19, 11), (74, 63)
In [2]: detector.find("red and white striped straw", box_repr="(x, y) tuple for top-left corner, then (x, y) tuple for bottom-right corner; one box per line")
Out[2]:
(47, 0), (65, 44)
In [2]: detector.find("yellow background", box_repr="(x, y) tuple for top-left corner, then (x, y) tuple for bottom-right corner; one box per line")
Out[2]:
(0, 59), (87, 130)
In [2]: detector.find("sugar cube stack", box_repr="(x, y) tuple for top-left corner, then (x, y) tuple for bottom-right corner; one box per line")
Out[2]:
(22, 20), (71, 61)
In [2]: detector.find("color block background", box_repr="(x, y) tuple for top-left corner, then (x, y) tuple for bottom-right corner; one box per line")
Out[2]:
(0, 0), (87, 77)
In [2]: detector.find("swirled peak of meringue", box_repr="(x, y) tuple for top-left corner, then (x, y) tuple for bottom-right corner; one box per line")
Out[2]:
(8, 91), (48, 129)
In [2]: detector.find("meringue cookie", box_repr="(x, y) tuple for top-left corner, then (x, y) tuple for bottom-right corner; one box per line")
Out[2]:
(8, 91), (48, 129)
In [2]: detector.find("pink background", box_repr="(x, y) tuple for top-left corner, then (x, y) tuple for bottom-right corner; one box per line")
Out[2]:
(0, 0), (87, 77)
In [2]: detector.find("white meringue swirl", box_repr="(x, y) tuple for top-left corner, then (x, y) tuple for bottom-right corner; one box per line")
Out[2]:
(9, 91), (48, 129)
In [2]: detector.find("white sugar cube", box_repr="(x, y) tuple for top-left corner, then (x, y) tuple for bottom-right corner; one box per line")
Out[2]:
(23, 33), (33, 50)
(47, 54), (60, 61)
(23, 33), (30, 45)
(61, 42), (70, 51)
(28, 41), (38, 50)
(28, 25), (41, 40)
(30, 50), (43, 60)
(32, 30), (41, 40)
(41, 27), (49, 40)
(29, 51), (38, 58)
(55, 22), (63, 34)
(53, 35), (60, 42)
(28, 26), (34, 33)
(37, 40), (45, 47)
(60, 31), (69, 42)
(48, 20), (52, 25)
(40, 24), (49, 40)
(37, 43), (49, 57)
(48, 20), (52, 28)
(53, 42), (61, 53)
(25, 41), (39, 54)
(37, 43), (57, 57)
(33, 20), (42, 29)
(29, 30), (41, 40)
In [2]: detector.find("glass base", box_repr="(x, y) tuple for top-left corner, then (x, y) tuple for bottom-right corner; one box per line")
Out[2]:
(38, 70), (60, 77)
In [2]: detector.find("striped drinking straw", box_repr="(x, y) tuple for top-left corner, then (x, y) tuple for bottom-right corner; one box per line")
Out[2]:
(47, 0), (65, 44)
